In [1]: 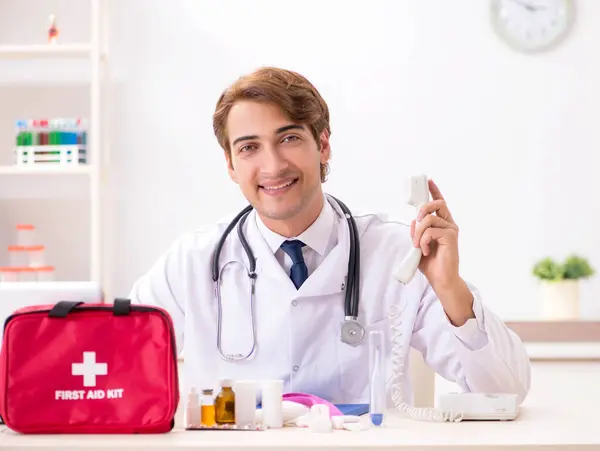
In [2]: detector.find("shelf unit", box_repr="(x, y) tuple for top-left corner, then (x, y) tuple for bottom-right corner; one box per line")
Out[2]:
(0, 0), (110, 298)
(0, 43), (93, 59)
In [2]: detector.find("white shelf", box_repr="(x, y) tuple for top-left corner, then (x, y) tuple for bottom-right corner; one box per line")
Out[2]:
(0, 44), (92, 59)
(0, 165), (92, 176)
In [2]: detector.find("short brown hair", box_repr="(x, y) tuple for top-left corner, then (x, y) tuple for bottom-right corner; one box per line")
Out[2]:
(213, 67), (331, 182)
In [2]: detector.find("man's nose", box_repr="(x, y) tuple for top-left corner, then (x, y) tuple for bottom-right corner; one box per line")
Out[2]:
(260, 147), (288, 175)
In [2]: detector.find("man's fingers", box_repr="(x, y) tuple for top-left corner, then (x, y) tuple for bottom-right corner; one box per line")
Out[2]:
(419, 227), (458, 256)
(418, 181), (455, 224)
(413, 214), (455, 248)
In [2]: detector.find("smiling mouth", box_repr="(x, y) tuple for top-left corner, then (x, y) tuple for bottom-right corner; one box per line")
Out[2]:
(259, 178), (299, 192)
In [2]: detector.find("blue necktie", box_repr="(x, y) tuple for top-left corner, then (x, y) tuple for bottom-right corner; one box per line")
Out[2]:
(280, 240), (308, 289)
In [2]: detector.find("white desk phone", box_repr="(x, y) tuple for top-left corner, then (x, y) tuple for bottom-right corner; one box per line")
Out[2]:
(382, 174), (519, 423)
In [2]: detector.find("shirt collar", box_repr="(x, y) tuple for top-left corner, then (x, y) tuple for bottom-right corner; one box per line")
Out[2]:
(255, 194), (335, 256)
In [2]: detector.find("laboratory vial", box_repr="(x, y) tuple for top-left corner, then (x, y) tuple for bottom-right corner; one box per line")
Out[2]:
(19, 267), (37, 282)
(215, 379), (236, 424)
(36, 266), (55, 282)
(16, 224), (35, 246)
(0, 268), (20, 282)
(8, 246), (28, 268)
(201, 389), (216, 427)
(234, 381), (257, 428)
(28, 245), (46, 267)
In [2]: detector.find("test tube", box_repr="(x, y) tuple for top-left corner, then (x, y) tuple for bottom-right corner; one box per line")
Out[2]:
(369, 330), (385, 426)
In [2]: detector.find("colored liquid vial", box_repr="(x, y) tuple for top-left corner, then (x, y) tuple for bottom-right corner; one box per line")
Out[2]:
(215, 379), (235, 424)
(48, 14), (59, 44)
(201, 389), (216, 427)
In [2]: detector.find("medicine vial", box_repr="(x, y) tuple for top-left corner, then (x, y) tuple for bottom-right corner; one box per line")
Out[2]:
(261, 380), (283, 428)
(201, 389), (216, 427)
(48, 14), (59, 44)
(186, 387), (200, 428)
(215, 379), (236, 424)
(234, 380), (257, 428)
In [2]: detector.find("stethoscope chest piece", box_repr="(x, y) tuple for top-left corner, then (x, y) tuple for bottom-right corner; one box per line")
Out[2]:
(340, 317), (365, 346)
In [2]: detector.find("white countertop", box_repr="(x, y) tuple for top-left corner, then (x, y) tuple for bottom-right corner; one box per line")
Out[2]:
(1, 362), (598, 450)
(0, 404), (597, 451)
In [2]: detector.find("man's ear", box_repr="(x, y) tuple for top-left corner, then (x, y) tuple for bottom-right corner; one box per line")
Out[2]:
(318, 129), (331, 165)
(225, 151), (238, 184)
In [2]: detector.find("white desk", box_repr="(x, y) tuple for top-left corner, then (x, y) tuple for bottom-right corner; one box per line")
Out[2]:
(0, 404), (597, 451)
(1, 362), (598, 450)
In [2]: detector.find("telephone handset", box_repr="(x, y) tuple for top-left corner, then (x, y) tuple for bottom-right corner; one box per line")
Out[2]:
(393, 174), (430, 285)
(387, 174), (464, 422)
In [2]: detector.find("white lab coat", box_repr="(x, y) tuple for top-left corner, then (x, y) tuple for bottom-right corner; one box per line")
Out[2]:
(129, 196), (531, 406)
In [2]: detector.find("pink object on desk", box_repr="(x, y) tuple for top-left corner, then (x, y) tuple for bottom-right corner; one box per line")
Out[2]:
(282, 393), (343, 417)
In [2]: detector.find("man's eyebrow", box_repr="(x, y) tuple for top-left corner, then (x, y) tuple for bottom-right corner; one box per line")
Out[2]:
(276, 124), (304, 134)
(231, 125), (304, 147)
(232, 134), (259, 146)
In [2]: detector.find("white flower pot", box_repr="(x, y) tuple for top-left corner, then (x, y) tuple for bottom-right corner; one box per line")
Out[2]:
(539, 279), (580, 320)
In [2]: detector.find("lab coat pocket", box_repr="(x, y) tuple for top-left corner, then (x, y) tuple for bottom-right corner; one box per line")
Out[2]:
(335, 318), (390, 403)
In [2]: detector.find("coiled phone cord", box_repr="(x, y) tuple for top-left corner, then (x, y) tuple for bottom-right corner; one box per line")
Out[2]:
(388, 304), (464, 423)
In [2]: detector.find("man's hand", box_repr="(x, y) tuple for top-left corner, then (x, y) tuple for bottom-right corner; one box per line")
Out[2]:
(410, 179), (474, 327)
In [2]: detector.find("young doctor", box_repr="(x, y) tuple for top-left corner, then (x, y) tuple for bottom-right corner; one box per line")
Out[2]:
(129, 67), (531, 407)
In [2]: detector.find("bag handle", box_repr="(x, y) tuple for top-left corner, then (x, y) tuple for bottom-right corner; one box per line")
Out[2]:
(48, 301), (85, 318)
(113, 298), (131, 316)
(48, 299), (132, 318)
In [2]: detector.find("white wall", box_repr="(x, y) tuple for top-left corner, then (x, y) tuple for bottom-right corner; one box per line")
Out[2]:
(2, 0), (599, 320)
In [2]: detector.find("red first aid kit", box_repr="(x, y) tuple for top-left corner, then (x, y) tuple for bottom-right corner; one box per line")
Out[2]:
(0, 299), (179, 434)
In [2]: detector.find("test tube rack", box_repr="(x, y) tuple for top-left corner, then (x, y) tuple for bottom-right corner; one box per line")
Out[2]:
(14, 118), (88, 166)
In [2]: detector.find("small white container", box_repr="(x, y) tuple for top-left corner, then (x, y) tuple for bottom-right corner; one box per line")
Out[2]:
(19, 267), (37, 282)
(16, 224), (35, 246)
(261, 380), (283, 428)
(37, 266), (55, 282)
(234, 380), (258, 428)
(0, 267), (21, 282)
(27, 245), (46, 267)
(8, 246), (28, 267)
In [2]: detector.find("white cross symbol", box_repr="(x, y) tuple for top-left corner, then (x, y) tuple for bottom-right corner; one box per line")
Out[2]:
(71, 352), (108, 387)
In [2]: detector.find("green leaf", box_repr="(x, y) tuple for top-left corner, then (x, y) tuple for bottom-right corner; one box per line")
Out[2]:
(532, 257), (564, 281)
(563, 255), (595, 279)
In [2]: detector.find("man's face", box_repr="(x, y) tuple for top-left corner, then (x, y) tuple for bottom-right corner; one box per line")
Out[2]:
(225, 100), (330, 221)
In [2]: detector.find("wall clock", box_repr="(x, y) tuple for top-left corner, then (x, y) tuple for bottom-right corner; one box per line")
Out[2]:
(491, 0), (576, 53)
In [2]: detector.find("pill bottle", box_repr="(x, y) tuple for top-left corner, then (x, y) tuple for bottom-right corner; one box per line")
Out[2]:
(16, 224), (35, 246)
(234, 380), (257, 428)
(215, 378), (235, 424)
(0, 267), (20, 282)
(201, 389), (216, 427)
(8, 246), (28, 267)
(36, 266), (55, 282)
(186, 387), (200, 428)
(27, 245), (46, 267)
(261, 380), (283, 428)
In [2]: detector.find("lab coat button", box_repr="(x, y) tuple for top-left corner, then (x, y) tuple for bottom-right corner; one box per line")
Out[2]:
(293, 365), (299, 372)
(291, 300), (298, 306)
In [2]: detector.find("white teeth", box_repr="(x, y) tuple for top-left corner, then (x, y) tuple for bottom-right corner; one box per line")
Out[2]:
(263, 180), (294, 190)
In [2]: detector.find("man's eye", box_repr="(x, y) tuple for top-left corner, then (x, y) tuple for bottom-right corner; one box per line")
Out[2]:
(282, 135), (299, 143)
(240, 144), (257, 152)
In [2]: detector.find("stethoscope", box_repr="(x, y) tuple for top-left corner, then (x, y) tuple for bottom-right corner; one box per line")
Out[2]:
(211, 195), (365, 362)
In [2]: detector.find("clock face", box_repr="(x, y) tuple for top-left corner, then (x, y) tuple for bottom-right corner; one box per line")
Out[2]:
(491, 0), (575, 53)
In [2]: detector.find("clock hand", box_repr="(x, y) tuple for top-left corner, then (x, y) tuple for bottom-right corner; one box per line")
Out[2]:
(510, 0), (542, 12)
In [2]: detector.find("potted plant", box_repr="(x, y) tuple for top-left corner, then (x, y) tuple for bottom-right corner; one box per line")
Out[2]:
(532, 255), (595, 320)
